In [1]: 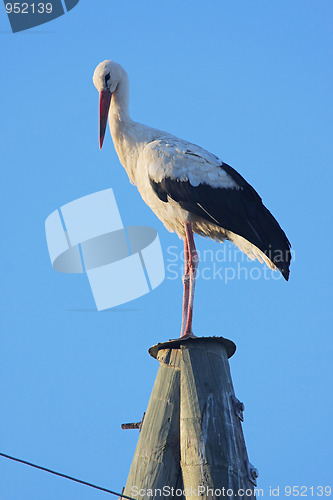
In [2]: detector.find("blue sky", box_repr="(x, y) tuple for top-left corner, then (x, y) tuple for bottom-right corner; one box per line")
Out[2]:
(1, 1), (332, 498)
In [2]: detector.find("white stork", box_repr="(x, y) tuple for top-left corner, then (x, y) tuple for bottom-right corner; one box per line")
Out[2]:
(93, 60), (291, 338)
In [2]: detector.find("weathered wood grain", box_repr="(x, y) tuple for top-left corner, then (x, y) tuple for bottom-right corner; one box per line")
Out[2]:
(180, 339), (256, 500)
(123, 337), (256, 500)
(123, 348), (184, 500)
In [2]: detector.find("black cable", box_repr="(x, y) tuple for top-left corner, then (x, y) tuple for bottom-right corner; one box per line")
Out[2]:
(0, 452), (135, 500)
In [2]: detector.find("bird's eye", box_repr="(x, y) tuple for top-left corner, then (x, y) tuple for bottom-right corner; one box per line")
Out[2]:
(105, 73), (111, 86)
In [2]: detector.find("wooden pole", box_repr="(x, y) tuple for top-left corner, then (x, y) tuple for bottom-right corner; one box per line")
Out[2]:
(180, 338), (257, 500)
(123, 347), (184, 500)
(123, 337), (257, 500)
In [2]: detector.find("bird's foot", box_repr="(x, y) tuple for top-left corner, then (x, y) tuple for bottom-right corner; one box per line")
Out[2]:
(180, 331), (197, 339)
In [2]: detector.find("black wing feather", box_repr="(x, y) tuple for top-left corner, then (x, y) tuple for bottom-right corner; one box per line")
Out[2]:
(150, 162), (291, 280)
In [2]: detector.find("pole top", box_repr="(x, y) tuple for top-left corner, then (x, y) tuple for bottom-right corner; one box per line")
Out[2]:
(149, 336), (236, 360)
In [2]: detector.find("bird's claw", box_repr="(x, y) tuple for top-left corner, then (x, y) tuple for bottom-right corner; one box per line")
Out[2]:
(180, 331), (197, 339)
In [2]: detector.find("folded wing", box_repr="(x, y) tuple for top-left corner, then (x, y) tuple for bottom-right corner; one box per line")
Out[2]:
(147, 139), (291, 280)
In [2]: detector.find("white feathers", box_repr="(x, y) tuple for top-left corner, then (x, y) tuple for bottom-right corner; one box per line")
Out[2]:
(225, 232), (277, 271)
(92, 60), (125, 93)
(145, 139), (240, 190)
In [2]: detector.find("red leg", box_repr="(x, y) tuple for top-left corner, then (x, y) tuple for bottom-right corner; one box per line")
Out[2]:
(182, 222), (199, 338)
(180, 235), (190, 337)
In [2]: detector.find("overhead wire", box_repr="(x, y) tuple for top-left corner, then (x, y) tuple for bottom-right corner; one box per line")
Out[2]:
(0, 452), (135, 499)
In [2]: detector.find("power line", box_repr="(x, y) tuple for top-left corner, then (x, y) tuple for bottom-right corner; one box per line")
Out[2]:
(0, 452), (135, 499)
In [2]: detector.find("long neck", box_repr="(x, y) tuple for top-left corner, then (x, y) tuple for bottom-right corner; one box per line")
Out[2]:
(108, 72), (138, 178)
(108, 71), (158, 184)
(109, 71), (130, 124)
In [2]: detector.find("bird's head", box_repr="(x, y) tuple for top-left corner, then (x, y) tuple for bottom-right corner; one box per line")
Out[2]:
(93, 60), (124, 149)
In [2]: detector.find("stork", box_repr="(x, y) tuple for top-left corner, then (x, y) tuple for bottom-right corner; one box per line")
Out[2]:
(93, 60), (291, 338)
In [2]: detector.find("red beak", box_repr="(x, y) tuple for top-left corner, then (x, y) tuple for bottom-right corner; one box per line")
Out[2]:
(99, 89), (112, 150)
